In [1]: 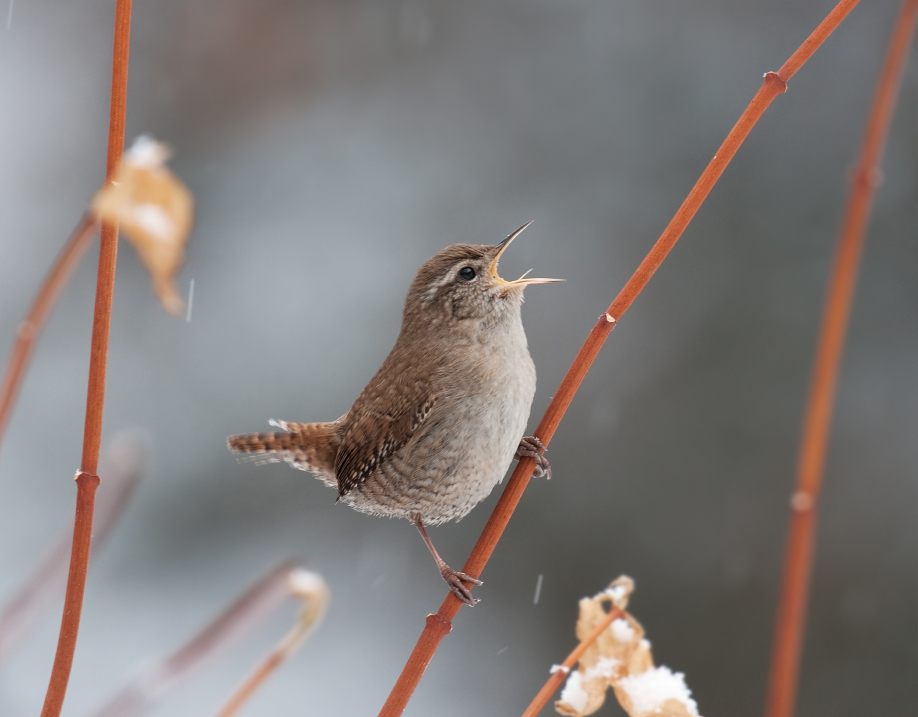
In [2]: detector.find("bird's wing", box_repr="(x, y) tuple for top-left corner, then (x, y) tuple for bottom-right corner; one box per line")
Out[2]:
(334, 377), (435, 498)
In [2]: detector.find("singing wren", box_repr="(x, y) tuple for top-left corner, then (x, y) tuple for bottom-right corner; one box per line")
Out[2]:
(228, 223), (558, 605)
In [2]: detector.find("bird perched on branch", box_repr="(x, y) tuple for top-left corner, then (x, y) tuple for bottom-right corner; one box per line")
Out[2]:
(228, 223), (558, 605)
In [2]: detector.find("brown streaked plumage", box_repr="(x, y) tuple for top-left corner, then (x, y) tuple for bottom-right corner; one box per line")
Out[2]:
(228, 223), (557, 604)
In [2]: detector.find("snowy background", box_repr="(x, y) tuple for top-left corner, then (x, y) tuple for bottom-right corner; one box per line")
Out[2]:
(0, 1), (915, 715)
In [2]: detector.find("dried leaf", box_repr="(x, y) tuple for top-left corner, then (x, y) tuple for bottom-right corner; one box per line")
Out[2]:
(91, 136), (193, 315)
(555, 576), (701, 717)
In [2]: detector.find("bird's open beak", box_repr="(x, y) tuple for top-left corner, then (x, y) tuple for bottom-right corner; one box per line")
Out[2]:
(489, 221), (562, 287)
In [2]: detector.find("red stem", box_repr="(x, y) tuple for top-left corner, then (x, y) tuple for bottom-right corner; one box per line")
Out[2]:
(40, 2), (133, 715)
(521, 605), (625, 717)
(379, 2), (861, 714)
(0, 431), (144, 665)
(0, 214), (98, 464)
(215, 653), (285, 717)
(763, 2), (918, 716)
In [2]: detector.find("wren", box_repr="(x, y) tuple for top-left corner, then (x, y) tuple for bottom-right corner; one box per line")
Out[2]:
(228, 223), (558, 605)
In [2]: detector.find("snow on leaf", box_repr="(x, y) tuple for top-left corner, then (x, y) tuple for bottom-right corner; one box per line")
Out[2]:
(617, 666), (699, 717)
(559, 670), (589, 714)
(555, 576), (701, 717)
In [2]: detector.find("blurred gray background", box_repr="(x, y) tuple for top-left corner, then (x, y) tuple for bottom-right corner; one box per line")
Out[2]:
(0, 0), (915, 715)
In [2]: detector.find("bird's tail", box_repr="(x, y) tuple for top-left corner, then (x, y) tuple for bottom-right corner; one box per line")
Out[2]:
(227, 419), (341, 487)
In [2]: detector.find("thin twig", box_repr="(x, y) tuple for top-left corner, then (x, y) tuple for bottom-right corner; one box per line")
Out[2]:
(0, 430), (145, 664)
(40, 2), (133, 715)
(379, 2), (862, 714)
(521, 605), (625, 717)
(90, 562), (302, 717)
(764, 2), (918, 717)
(215, 569), (330, 717)
(0, 214), (98, 463)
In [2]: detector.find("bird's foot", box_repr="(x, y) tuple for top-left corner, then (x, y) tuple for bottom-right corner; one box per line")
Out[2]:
(515, 436), (552, 479)
(440, 564), (482, 606)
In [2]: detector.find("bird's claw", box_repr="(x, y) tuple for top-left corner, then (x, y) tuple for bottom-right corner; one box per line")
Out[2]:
(441, 565), (482, 606)
(515, 436), (552, 479)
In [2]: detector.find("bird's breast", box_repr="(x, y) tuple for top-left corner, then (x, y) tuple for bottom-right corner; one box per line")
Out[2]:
(346, 318), (537, 524)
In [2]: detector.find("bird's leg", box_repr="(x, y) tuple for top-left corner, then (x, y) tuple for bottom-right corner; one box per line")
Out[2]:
(413, 517), (482, 606)
(515, 435), (552, 479)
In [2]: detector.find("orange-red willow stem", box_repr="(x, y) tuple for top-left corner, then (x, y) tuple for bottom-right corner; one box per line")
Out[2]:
(40, 2), (133, 716)
(379, 2), (862, 715)
(764, 2), (917, 717)
(216, 655), (284, 717)
(0, 214), (98, 462)
(520, 605), (625, 717)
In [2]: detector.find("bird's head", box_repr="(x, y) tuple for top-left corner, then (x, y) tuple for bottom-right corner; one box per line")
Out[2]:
(405, 222), (560, 326)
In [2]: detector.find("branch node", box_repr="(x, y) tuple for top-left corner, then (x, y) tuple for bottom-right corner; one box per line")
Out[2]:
(763, 71), (788, 93)
(850, 166), (885, 188)
(426, 612), (453, 636)
(790, 491), (814, 512)
(603, 313), (616, 323)
(75, 472), (101, 488)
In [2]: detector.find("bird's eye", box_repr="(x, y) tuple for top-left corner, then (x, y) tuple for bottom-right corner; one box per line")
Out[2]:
(458, 266), (476, 281)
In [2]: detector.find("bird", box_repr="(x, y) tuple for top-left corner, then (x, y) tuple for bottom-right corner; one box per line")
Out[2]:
(227, 223), (558, 605)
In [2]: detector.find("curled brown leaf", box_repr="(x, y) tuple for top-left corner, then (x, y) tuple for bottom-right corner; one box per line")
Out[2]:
(555, 576), (700, 717)
(91, 136), (193, 315)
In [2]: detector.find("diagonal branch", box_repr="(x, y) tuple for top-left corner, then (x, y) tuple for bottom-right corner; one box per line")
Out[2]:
(521, 605), (625, 717)
(90, 562), (303, 717)
(764, 2), (918, 716)
(0, 214), (98, 464)
(379, 1), (863, 714)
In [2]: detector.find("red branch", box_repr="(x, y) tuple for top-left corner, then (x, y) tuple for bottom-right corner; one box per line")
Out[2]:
(521, 605), (625, 717)
(0, 431), (144, 665)
(0, 215), (98, 463)
(40, 2), (133, 716)
(379, 2), (862, 714)
(764, 2), (918, 716)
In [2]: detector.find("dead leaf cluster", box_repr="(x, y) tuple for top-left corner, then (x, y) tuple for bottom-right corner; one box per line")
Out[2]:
(555, 576), (700, 717)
